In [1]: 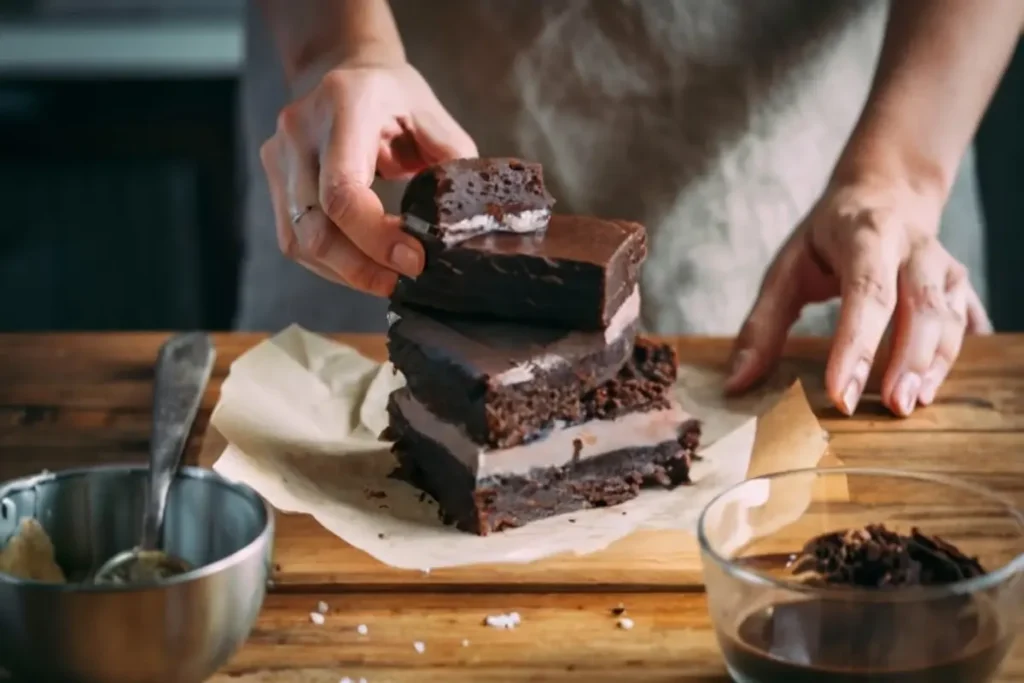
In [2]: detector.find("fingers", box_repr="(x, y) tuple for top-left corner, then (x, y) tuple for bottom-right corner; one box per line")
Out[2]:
(965, 286), (994, 334)
(293, 210), (400, 296)
(262, 108), (398, 296)
(265, 64), (478, 294)
(725, 239), (808, 394)
(825, 224), (901, 415)
(916, 276), (968, 406)
(411, 105), (479, 164)
(316, 80), (424, 279)
(881, 247), (958, 415)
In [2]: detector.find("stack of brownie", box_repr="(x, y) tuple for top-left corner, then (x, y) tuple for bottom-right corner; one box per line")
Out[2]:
(382, 158), (701, 535)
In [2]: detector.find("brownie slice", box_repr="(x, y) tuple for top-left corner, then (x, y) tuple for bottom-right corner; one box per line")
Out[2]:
(401, 157), (554, 246)
(393, 214), (648, 331)
(386, 302), (641, 449)
(384, 338), (701, 536)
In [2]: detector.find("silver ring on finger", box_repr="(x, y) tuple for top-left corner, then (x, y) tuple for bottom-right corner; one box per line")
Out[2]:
(289, 204), (317, 226)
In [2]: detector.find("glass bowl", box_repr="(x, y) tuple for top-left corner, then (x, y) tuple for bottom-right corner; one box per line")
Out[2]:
(698, 467), (1024, 683)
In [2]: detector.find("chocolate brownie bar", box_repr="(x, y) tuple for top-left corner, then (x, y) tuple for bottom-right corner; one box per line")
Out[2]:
(384, 339), (701, 535)
(386, 298), (644, 449)
(401, 157), (554, 246)
(394, 214), (648, 330)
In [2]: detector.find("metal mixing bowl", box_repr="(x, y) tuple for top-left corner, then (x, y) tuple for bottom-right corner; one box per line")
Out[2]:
(0, 465), (275, 683)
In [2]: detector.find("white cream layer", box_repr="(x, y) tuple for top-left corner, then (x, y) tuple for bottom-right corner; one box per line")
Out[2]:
(441, 208), (551, 245)
(493, 285), (641, 386)
(393, 390), (691, 479)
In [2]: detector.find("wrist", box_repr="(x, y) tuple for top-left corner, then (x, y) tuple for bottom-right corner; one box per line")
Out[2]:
(832, 128), (950, 207)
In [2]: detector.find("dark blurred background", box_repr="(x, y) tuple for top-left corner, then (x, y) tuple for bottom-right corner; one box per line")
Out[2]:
(0, 2), (1021, 332)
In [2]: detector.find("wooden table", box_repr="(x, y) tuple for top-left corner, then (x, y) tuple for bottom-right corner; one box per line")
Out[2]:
(1, 333), (1022, 682)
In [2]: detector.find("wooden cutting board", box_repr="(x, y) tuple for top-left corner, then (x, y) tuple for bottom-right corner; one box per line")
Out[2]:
(198, 371), (839, 590)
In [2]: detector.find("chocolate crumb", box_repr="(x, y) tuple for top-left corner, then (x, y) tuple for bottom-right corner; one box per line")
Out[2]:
(571, 438), (583, 465)
(611, 603), (626, 616)
(791, 524), (987, 588)
(377, 533), (385, 540)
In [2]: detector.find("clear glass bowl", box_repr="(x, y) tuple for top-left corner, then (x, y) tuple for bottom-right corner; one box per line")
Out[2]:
(698, 467), (1024, 683)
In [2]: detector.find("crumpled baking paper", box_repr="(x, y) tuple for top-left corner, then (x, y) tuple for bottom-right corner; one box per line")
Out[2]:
(209, 326), (827, 571)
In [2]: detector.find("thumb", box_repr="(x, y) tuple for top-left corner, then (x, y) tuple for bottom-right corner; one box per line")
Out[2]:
(725, 255), (805, 395)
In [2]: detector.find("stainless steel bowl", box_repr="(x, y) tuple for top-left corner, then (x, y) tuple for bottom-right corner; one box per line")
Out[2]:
(0, 465), (275, 683)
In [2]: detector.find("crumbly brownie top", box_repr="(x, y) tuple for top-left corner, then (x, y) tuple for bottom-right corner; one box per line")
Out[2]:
(579, 337), (677, 420)
(400, 157), (554, 232)
(484, 337), (678, 446)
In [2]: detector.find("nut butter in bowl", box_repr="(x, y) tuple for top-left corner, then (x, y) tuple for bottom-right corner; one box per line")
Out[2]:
(698, 467), (1024, 683)
(0, 465), (275, 683)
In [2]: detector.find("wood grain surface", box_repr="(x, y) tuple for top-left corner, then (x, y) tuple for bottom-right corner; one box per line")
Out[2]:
(0, 333), (1022, 681)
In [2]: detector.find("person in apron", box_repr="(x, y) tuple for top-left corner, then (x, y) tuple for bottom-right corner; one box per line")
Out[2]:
(237, 0), (1021, 417)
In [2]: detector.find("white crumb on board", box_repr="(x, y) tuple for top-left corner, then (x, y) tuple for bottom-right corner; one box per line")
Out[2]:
(462, 639), (470, 647)
(309, 612), (325, 626)
(356, 623), (368, 635)
(317, 600), (329, 614)
(484, 612), (521, 629)
(413, 641), (426, 654)
(617, 617), (635, 630)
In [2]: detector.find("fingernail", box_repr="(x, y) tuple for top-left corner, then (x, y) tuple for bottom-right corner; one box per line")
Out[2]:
(840, 358), (871, 415)
(893, 372), (921, 417)
(292, 219), (316, 251)
(918, 374), (939, 405)
(841, 380), (861, 416)
(389, 242), (422, 276)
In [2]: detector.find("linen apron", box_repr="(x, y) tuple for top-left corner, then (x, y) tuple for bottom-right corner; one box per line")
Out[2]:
(235, 0), (986, 335)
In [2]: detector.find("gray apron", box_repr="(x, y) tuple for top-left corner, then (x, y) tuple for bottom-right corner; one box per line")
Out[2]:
(235, 0), (987, 335)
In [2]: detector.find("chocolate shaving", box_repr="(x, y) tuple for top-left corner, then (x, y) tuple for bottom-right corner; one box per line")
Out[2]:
(790, 524), (986, 588)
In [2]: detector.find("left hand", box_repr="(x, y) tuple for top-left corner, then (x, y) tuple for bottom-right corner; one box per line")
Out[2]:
(725, 177), (992, 417)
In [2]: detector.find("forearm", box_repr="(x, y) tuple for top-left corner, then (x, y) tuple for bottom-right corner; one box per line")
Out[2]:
(259, 0), (405, 85)
(834, 0), (1024, 202)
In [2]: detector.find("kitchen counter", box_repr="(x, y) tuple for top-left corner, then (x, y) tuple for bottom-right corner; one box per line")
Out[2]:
(0, 333), (1022, 681)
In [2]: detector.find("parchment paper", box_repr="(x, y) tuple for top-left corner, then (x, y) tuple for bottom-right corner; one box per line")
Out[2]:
(209, 326), (828, 571)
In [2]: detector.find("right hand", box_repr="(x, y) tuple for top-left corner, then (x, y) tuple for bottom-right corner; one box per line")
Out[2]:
(261, 62), (477, 296)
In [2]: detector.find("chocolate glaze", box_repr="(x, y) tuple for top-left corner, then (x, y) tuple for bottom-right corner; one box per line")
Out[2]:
(720, 596), (1010, 683)
(400, 157), (554, 236)
(386, 302), (638, 448)
(393, 214), (647, 330)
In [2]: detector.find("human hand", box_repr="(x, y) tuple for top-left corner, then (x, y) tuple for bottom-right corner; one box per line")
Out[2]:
(260, 61), (477, 296)
(726, 177), (992, 417)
